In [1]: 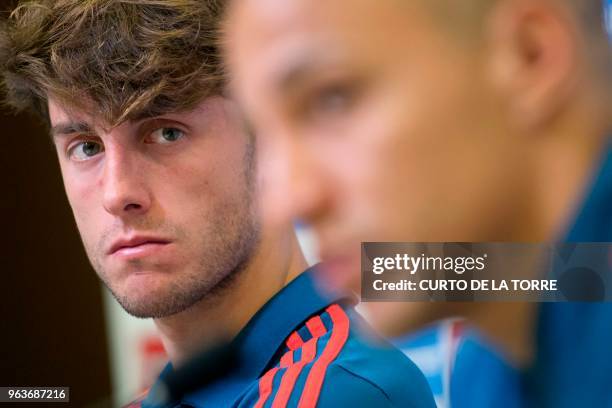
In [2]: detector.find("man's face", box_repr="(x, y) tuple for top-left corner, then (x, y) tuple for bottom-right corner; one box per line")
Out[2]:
(50, 96), (260, 318)
(226, 0), (534, 285)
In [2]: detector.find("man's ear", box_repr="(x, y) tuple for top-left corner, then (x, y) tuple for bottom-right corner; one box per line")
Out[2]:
(484, 0), (578, 131)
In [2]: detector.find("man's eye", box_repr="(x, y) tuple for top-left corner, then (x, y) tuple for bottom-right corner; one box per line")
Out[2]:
(69, 141), (104, 161)
(147, 127), (185, 144)
(303, 82), (358, 121)
(314, 86), (352, 112)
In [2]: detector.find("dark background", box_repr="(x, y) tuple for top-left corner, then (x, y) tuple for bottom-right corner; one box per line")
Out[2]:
(0, 1), (113, 406)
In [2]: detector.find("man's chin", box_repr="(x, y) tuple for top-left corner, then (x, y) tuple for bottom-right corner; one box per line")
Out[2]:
(102, 268), (240, 319)
(103, 275), (202, 319)
(111, 290), (202, 319)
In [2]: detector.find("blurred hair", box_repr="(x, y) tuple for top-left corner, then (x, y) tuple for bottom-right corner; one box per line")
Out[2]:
(564, 0), (612, 77)
(423, 0), (610, 77)
(568, 0), (607, 32)
(424, 0), (607, 41)
(0, 0), (225, 126)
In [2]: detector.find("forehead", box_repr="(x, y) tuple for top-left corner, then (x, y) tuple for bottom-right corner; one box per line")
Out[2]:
(227, 0), (429, 72)
(48, 95), (234, 136)
(230, 0), (421, 35)
(48, 97), (86, 123)
(47, 97), (124, 136)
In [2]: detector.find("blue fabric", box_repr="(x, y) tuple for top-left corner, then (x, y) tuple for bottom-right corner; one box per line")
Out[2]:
(394, 322), (524, 408)
(393, 326), (447, 403)
(451, 331), (524, 408)
(529, 145), (612, 408)
(142, 268), (435, 408)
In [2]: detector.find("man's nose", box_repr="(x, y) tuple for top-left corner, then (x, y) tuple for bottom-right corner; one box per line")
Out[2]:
(260, 139), (330, 227)
(102, 150), (152, 217)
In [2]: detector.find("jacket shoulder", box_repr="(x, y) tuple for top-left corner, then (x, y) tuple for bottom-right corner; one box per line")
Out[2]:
(243, 303), (435, 407)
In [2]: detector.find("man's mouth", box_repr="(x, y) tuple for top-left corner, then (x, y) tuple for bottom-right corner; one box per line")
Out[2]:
(108, 235), (172, 258)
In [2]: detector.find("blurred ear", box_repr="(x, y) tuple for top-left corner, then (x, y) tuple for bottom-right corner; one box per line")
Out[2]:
(484, 0), (577, 130)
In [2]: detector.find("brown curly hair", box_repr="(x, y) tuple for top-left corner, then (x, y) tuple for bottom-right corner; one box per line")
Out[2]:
(0, 0), (226, 126)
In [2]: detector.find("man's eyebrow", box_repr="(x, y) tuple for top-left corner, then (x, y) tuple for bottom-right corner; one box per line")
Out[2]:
(49, 122), (94, 139)
(134, 116), (192, 136)
(273, 50), (337, 94)
(275, 57), (318, 94)
(272, 47), (351, 97)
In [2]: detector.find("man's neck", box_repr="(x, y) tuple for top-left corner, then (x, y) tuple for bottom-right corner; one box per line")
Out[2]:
(154, 227), (308, 367)
(479, 86), (612, 367)
(534, 88), (612, 241)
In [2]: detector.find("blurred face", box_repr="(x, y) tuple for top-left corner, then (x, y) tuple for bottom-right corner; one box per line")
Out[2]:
(50, 96), (260, 318)
(226, 0), (535, 287)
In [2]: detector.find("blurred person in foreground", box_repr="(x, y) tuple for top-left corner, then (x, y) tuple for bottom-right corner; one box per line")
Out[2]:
(224, 0), (612, 406)
(0, 1), (436, 407)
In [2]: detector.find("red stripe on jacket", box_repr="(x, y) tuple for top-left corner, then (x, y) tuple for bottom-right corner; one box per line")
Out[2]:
(298, 304), (350, 408)
(286, 331), (304, 351)
(272, 338), (319, 408)
(305, 315), (327, 339)
(254, 367), (280, 408)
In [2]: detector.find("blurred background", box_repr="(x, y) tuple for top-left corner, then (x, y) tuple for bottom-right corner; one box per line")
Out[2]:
(0, 0), (112, 399)
(1, 0), (610, 407)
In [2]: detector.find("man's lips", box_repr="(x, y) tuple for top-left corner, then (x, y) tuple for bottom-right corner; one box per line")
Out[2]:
(108, 236), (172, 257)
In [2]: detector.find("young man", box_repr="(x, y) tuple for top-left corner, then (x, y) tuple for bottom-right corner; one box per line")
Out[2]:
(224, 0), (612, 406)
(0, 1), (436, 407)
